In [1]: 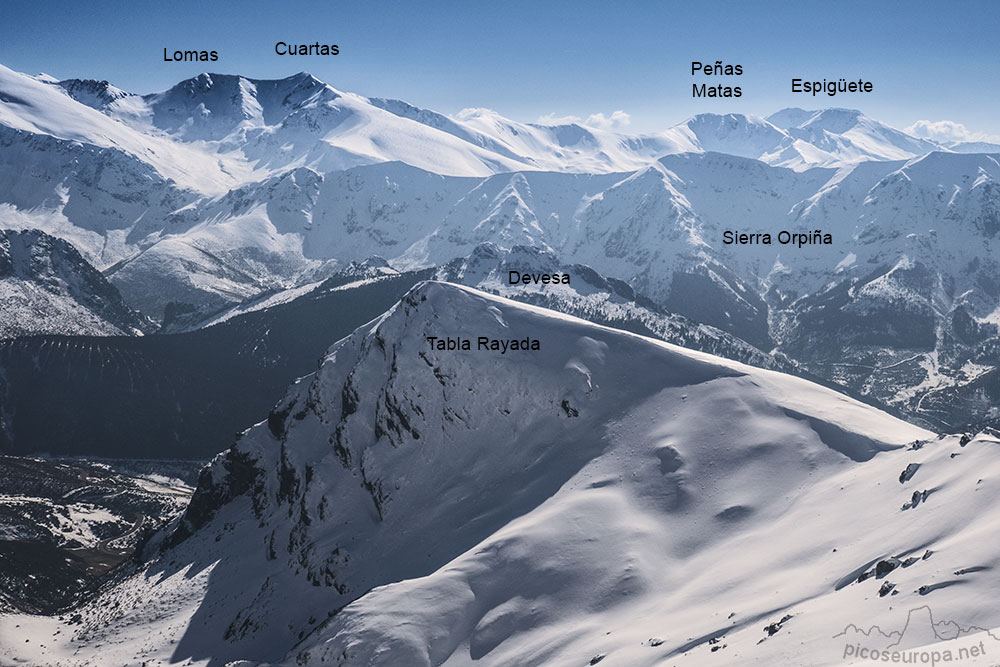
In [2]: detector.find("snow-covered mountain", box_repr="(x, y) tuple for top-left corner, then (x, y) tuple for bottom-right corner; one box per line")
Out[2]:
(765, 107), (942, 167)
(0, 228), (152, 338)
(0, 245), (835, 461)
(773, 151), (1000, 427)
(47, 145), (991, 428)
(0, 65), (957, 193)
(436, 242), (787, 372)
(0, 65), (974, 316)
(946, 140), (1000, 154)
(8, 281), (1000, 667)
(4, 62), (1000, 429)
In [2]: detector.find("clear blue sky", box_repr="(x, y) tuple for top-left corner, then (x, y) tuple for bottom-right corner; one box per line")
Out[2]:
(2, 0), (998, 137)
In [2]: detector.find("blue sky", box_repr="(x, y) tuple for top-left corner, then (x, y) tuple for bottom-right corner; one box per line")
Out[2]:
(3, 0), (998, 138)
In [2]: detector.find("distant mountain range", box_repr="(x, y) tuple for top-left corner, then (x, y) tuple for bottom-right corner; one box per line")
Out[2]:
(2, 63), (1000, 433)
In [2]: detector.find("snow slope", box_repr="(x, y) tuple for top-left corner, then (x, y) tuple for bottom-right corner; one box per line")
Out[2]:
(0, 65), (958, 210)
(766, 108), (942, 166)
(436, 242), (786, 371)
(0, 65), (974, 307)
(9, 282), (999, 667)
(0, 64), (251, 194)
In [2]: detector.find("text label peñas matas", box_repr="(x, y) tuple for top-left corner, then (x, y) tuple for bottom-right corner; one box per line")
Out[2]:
(691, 60), (742, 98)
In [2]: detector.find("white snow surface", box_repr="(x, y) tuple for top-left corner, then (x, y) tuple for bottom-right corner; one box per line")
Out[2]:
(8, 282), (998, 667)
(0, 64), (252, 194)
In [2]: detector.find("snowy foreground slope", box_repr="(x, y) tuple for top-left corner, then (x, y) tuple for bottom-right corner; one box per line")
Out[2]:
(4, 282), (1000, 666)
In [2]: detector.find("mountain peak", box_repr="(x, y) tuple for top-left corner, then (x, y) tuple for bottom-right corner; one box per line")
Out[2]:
(57, 78), (134, 109)
(685, 111), (769, 125)
(767, 107), (864, 132)
(766, 107), (813, 129)
(149, 278), (930, 664)
(675, 113), (789, 160)
(798, 107), (865, 132)
(286, 70), (322, 85)
(168, 71), (238, 93)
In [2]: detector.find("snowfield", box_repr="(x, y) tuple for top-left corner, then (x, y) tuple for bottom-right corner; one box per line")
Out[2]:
(3, 282), (998, 667)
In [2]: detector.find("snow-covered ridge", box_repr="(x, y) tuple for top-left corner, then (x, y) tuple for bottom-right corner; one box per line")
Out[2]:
(0, 64), (252, 194)
(436, 242), (787, 371)
(0, 64), (976, 190)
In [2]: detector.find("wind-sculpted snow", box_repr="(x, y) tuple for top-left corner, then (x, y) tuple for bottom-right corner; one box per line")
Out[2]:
(6, 282), (976, 667)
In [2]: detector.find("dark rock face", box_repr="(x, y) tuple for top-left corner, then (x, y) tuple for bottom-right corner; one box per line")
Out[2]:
(0, 456), (195, 614)
(169, 448), (264, 547)
(665, 266), (771, 350)
(0, 270), (432, 459)
(57, 79), (135, 110)
(0, 228), (154, 338)
(899, 463), (920, 484)
(875, 558), (901, 577)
